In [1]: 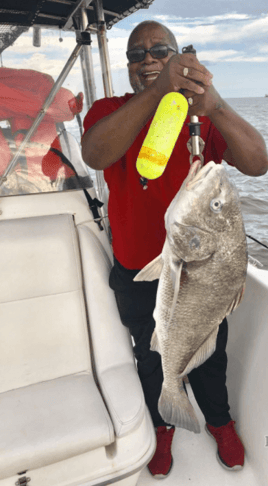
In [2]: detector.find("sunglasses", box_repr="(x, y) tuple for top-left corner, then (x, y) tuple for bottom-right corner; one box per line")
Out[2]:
(126, 45), (177, 63)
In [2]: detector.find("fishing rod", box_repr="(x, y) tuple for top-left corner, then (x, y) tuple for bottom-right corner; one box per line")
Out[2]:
(246, 234), (268, 250)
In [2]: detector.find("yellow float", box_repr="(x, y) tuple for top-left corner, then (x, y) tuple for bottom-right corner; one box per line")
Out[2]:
(136, 92), (188, 180)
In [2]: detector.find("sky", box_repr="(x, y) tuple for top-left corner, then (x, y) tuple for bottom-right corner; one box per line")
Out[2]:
(2, 0), (268, 105)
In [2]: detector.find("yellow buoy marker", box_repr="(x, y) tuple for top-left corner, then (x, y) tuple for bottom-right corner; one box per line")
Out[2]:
(136, 92), (188, 180)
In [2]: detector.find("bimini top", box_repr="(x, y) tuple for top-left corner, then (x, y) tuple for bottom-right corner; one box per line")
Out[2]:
(0, 0), (155, 31)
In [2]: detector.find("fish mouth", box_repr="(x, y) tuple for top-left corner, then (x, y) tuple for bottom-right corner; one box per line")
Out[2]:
(186, 161), (217, 190)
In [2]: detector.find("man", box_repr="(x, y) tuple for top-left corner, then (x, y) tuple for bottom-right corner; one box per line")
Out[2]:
(82, 21), (268, 478)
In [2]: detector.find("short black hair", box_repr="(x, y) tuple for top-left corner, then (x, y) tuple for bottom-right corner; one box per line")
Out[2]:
(127, 21), (178, 52)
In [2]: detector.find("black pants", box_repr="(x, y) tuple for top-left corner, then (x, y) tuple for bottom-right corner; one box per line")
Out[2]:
(109, 257), (232, 428)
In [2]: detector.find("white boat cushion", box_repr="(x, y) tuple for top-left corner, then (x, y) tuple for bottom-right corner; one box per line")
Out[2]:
(77, 224), (146, 438)
(0, 213), (82, 303)
(0, 373), (114, 480)
(0, 214), (91, 393)
(0, 213), (115, 478)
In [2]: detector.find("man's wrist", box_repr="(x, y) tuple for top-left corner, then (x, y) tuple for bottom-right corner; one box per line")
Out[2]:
(146, 82), (165, 103)
(208, 97), (228, 121)
(215, 100), (224, 111)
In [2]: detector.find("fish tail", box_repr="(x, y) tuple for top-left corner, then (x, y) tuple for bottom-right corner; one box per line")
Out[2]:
(158, 379), (200, 433)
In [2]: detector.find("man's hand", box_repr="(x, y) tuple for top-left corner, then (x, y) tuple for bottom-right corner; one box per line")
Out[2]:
(152, 53), (213, 98)
(182, 81), (268, 177)
(183, 84), (224, 117)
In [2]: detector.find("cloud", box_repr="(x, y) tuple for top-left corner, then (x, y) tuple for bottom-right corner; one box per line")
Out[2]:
(198, 49), (268, 63)
(198, 49), (239, 62)
(224, 55), (268, 62)
(160, 13), (268, 47)
(7, 30), (76, 56)
(107, 26), (133, 39)
(204, 13), (251, 22)
(105, 36), (129, 68)
(126, 11), (267, 49)
(154, 12), (251, 23)
(5, 50), (81, 83)
(219, 14), (268, 43)
(259, 45), (268, 53)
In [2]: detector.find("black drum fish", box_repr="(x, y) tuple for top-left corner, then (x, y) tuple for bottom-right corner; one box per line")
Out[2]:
(134, 160), (247, 433)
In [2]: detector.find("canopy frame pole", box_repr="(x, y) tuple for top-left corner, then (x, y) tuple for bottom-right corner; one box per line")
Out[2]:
(91, 0), (113, 209)
(79, 6), (97, 110)
(94, 0), (113, 98)
(0, 41), (83, 185)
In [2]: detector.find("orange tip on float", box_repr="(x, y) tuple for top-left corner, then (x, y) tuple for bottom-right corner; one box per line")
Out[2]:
(136, 92), (188, 180)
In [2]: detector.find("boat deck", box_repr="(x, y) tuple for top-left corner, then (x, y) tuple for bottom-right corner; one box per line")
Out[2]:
(138, 386), (259, 486)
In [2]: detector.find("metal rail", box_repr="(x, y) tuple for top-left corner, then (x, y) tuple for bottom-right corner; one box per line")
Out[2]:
(79, 6), (97, 110)
(93, 0), (113, 209)
(94, 0), (113, 98)
(63, 0), (93, 30)
(182, 45), (205, 165)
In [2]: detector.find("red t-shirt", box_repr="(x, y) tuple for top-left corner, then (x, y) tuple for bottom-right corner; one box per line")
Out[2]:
(83, 93), (228, 269)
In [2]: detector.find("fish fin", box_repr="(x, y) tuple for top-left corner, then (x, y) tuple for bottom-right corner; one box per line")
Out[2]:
(168, 260), (183, 325)
(158, 379), (200, 433)
(150, 330), (161, 354)
(133, 254), (163, 282)
(226, 284), (246, 315)
(180, 326), (219, 377)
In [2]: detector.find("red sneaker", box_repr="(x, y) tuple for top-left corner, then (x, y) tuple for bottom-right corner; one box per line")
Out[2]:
(147, 426), (175, 479)
(206, 420), (244, 470)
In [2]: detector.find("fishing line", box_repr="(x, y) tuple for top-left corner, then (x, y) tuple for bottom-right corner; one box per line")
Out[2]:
(246, 234), (268, 250)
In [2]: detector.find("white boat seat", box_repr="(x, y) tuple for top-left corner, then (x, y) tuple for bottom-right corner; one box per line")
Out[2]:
(77, 223), (145, 437)
(0, 214), (115, 479)
(0, 214), (92, 390)
(0, 373), (113, 479)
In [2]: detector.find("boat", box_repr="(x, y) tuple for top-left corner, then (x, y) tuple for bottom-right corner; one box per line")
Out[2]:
(0, 2), (267, 486)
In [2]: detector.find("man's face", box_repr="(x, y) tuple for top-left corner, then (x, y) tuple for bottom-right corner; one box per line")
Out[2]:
(127, 24), (176, 94)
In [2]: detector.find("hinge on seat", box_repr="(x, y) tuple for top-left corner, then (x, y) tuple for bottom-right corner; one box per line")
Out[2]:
(15, 476), (31, 486)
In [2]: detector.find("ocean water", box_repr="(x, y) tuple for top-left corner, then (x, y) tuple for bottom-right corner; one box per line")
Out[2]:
(78, 96), (268, 270)
(224, 97), (268, 269)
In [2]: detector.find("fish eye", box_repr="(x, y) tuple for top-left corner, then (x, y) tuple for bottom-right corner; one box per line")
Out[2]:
(210, 198), (223, 213)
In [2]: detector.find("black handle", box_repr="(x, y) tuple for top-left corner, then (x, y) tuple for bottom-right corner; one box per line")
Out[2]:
(182, 45), (196, 55)
(179, 45), (197, 95)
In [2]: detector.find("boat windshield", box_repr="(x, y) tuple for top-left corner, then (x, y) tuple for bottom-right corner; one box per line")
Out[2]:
(0, 27), (93, 197)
